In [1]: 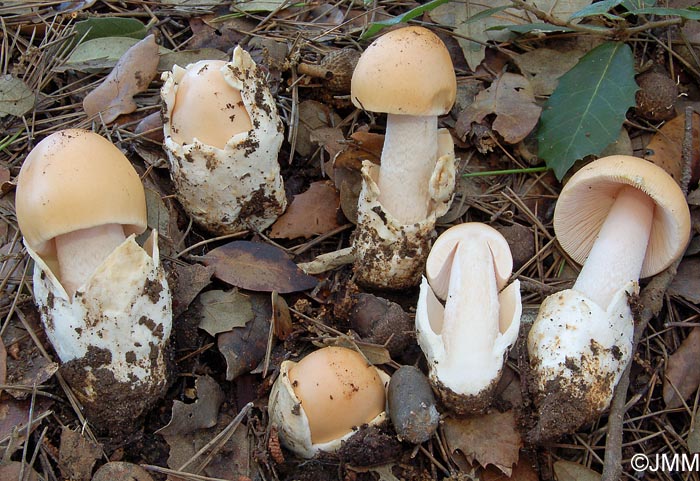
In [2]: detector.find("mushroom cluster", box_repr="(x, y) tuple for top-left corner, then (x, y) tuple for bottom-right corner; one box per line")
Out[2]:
(161, 46), (286, 234)
(350, 26), (458, 289)
(268, 346), (389, 458)
(416, 223), (522, 413)
(528, 155), (691, 441)
(15, 129), (172, 433)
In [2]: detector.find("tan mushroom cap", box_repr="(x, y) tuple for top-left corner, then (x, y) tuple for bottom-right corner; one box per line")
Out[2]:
(16, 129), (147, 256)
(287, 346), (386, 445)
(554, 155), (691, 278)
(351, 26), (456, 116)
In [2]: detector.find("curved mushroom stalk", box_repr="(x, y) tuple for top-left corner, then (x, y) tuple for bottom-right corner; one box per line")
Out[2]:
(352, 129), (456, 289)
(526, 283), (636, 442)
(415, 223), (522, 414)
(161, 46), (286, 234)
(28, 231), (172, 435)
(527, 155), (691, 442)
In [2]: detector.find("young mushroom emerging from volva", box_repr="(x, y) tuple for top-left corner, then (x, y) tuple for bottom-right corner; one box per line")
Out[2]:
(15, 129), (172, 435)
(350, 26), (458, 289)
(268, 346), (389, 459)
(416, 223), (522, 414)
(528, 155), (690, 442)
(161, 46), (286, 234)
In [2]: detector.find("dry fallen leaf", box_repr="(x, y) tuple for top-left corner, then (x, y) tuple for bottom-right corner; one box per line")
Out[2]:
(0, 462), (39, 481)
(296, 100), (342, 157)
(198, 289), (254, 337)
(663, 327), (700, 408)
(171, 263), (215, 318)
(92, 462), (154, 481)
(553, 460), (601, 481)
(157, 375), (224, 437)
(218, 293), (271, 381)
(481, 453), (539, 481)
(58, 427), (102, 481)
(443, 411), (522, 476)
(457, 72), (541, 144)
(0, 74), (35, 118)
(0, 397), (52, 448)
(668, 257), (700, 304)
(83, 34), (159, 123)
(645, 112), (700, 185)
(197, 241), (318, 293)
(164, 410), (250, 481)
(269, 181), (341, 239)
(514, 48), (583, 96)
(332, 130), (384, 173)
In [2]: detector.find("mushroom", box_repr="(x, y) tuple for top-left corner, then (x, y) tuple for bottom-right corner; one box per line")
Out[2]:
(527, 155), (691, 441)
(268, 346), (389, 458)
(350, 26), (458, 289)
(415, 223), (521, 413)
(161, 46), (286, 234)
(15, 129), (172, 434)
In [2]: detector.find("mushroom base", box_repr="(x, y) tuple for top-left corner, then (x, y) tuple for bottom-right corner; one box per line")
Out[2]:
(60, 344), (171, 437)
(27, 231), (172, 435)
(352, 129), (455, 289)
(526, 283), (636, 443)
(161, 46), (286, 234)
(432, 376), (499, 416)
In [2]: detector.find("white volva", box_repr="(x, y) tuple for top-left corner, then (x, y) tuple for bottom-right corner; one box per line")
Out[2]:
(161, 46), (286, 234)
(415, 223), (521, 412)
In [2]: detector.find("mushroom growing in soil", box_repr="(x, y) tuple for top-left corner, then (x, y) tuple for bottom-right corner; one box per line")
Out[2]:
(161, 46), (286, 234)
(15, 129), (172, 434)
(527, 155), (691, 442)
(268, 346), (390, 458)
(415, 223), (522, 414)
(350, 26), (457, 289)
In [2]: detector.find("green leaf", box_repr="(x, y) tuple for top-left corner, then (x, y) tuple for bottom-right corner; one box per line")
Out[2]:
(620, 0), (655, 9)
(74, 17), (148, 45)
(360, 0), (453, 40)
(537, 41), (637, 180)
(569, 0), (623, 20)
(625, 7), (700, 19)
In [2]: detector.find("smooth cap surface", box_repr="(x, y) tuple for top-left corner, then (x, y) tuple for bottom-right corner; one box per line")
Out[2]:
(554, 155), (691, 278)
(287, 346), (386, 444)
(170, 59), (252, 149)
(351, 26), (456, 116)
(16, 129), (147, 255)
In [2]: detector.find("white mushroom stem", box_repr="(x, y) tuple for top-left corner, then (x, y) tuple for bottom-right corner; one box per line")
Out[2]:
(377, 114), (437, 224)
(573, 186), (654, 309)
(439, 239), (499, 387)
(55, 223), (126, 297)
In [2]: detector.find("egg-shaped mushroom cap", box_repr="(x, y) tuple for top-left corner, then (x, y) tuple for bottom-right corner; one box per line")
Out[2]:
(554, 155), (690, 278)
(287, 346), (386, 445)
(16, 129), (147, 256)
(351, 26), (456, 116)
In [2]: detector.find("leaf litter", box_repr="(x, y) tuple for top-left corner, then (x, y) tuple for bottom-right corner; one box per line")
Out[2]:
(2, 1), (700, 480)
